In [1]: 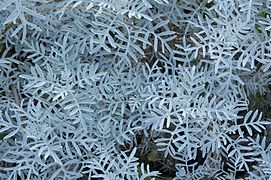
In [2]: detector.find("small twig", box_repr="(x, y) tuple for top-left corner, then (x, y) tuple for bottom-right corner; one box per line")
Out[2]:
(11, 84), (24, 129)
(158, 160), (176, 172)
(11, 85), (20, 106)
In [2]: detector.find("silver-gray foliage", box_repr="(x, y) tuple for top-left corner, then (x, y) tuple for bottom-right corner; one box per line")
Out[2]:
(0, 0), (271, 179)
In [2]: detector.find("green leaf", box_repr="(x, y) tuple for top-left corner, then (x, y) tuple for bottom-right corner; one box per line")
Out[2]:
(0, 133), (7, 140)
(259, 11), (269, 18)
(147, 149), (161, 162)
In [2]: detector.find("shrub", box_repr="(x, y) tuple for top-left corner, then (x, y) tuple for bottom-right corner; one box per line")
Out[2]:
(0, 0), (271, 179)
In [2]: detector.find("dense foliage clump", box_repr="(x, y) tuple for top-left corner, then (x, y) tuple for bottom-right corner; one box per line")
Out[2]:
(0, 0), (271, 179)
